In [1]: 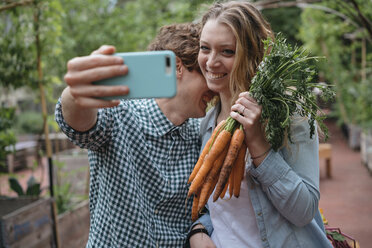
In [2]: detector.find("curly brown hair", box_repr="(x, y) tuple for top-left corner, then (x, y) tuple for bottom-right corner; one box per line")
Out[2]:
(147, 23), (202, 73)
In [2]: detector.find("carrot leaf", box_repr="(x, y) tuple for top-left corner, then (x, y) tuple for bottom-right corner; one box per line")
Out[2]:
(249, 34), (335, 151)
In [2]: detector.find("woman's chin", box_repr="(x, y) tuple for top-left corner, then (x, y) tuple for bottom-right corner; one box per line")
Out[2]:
(206, 84), (227, 94)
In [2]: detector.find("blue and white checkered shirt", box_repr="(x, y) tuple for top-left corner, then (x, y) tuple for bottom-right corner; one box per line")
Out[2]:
(55, 98), (201, 247)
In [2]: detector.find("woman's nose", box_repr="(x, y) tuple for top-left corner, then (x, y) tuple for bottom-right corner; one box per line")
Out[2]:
(206, 52), (220, 68)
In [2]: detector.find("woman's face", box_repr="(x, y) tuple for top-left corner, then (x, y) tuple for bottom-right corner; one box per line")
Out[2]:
(198, 20), (236, 96)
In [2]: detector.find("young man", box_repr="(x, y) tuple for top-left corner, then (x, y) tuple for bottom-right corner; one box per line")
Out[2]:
(55, 23), (215, 247)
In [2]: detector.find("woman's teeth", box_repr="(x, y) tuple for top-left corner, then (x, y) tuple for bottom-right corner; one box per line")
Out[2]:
(207, 72), (225, 79)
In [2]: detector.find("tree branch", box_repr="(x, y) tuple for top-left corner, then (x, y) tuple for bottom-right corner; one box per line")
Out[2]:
(346, 0), (372, 39)
(254, 0), (322, 10)
(0, 0), (34, 12)
(254, 0), (372, 42)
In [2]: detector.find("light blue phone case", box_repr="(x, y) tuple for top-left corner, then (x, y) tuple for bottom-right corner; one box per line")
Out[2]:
(93, 50), (177, 99)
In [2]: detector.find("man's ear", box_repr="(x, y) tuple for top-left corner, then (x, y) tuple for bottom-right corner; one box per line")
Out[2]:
(176, 57), (183, 79)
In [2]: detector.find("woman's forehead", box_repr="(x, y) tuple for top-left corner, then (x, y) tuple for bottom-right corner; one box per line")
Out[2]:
(200, 20), (236, 46)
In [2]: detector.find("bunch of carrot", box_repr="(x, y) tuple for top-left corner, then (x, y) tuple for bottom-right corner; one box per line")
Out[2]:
(187, 116), (246, 221)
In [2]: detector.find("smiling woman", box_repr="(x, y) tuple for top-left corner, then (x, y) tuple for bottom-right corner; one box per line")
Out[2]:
(187, 1), (333, 248)
(198, 20), (236, 96)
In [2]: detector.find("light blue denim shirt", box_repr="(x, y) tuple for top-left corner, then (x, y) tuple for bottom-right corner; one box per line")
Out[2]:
(195, 104), (332, 248)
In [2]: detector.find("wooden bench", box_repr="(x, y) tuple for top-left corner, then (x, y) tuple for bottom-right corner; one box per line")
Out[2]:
(319, 143), (332, 178)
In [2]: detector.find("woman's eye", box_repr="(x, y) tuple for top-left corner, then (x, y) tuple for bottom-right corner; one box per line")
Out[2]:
(200, 45), (209, 51)
(223, 49), (235, 55)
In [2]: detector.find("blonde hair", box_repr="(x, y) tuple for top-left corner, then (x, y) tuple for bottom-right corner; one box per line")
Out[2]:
(200, 1), (274, 105)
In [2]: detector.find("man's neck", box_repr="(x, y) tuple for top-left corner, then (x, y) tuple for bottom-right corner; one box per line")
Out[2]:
(155, 98), (187, 126)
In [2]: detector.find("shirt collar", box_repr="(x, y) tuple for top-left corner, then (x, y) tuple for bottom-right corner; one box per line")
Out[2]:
(146, 99), (191, 140)
(205, 101), (221, 133)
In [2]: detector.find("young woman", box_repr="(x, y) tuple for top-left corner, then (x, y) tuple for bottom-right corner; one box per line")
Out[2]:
(187, 2), (332, 248)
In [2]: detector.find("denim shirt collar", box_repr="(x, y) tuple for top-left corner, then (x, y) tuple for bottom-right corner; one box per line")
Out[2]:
(204, 101), (221, 134)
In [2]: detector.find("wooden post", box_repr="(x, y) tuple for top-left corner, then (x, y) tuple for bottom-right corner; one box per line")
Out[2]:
(33, 1), (59, 247)
(319, 143), (332, 178)
(33, 0), (54, 196)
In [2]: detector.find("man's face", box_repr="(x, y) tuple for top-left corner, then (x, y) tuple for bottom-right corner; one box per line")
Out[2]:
(177, 67), (215, 118)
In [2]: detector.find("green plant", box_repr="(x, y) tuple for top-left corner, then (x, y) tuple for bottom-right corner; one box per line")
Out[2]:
(14, 111), (44, 135)
(8, 175), (41, 197)
(355, 78), (372, 130)
(250, 35), (334, 150)
(0, 108), (16, 167)
(53, 159), (88, 214)
(54, 180), (74, 214)
(299, 1), (372, 127)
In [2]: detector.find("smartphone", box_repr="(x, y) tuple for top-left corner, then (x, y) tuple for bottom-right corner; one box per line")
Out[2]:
(93, 50), (177, 99)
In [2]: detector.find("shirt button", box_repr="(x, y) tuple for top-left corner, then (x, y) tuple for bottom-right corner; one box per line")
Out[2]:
(154, 209), (158, 214)
(262, 237), (267, 242)
(257, 212), (262, 216)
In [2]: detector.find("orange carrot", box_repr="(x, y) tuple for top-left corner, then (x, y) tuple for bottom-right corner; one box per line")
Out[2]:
(188, 120), (226, 183)
(228, 167), (234, 198)
(191, 189), (201, 221)
(213, 125), (245, 202)
(239, 145), (247, 182)
(197, 146), (229, 212)
(188, 129), (232, 197)
(233, 143), (247, 197)
(198, 174), (218, 212)
(220, 181), (228, 199)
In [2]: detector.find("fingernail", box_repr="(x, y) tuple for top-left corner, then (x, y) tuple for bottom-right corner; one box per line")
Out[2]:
(115, 57), (124, 63)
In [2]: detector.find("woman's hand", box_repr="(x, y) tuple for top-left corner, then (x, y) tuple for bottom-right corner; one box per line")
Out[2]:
(230, 92), (271, 166)
(64, 45), (129, 109)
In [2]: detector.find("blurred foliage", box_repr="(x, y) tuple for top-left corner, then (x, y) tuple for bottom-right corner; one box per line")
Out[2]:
(14, 111), (44, 135)
(54, 0), (213, 80)
(262, 7), (303, 46)
(53, 159), (89, 214)
(355, 77), (372, 129)
(0, 108), (16, 167)
(299, 0), (372, 129)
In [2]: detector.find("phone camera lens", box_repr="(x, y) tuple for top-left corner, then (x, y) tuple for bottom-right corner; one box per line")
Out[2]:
(166, 56), (171, 67)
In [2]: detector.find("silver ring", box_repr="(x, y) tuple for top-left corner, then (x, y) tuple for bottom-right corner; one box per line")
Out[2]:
(242, 107), (246, 115)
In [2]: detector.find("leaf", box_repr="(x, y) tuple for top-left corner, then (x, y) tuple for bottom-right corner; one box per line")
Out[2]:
(326, 230), (346, 242)
(249, 34), (333, 150)
(26, 183), (41, 196)
(8, 177), (25, 196)
(26, 175), (41, 196)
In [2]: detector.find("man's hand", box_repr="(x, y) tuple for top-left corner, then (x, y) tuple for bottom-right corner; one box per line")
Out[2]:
(64, 45), (129, 109)
(61, 45), (129, 131)
(189, 225), (216, 248)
